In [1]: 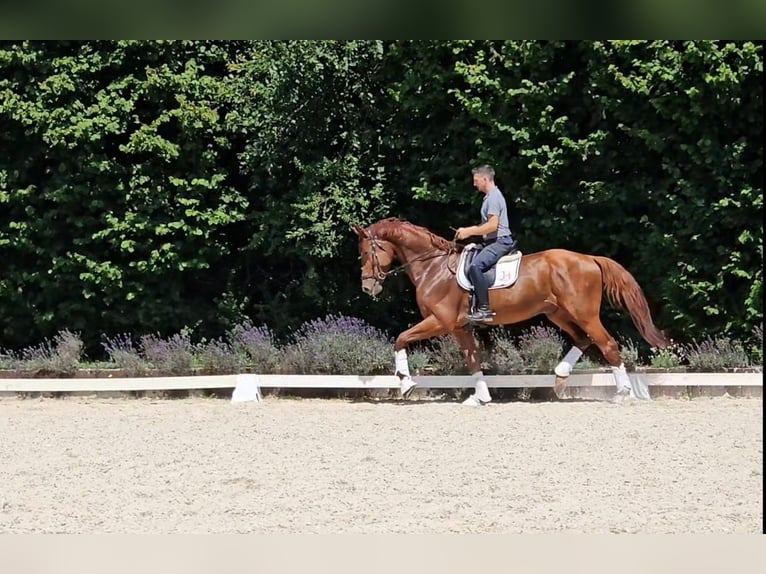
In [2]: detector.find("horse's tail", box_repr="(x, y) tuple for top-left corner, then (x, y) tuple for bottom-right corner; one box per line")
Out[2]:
(592, 256), (670, 348)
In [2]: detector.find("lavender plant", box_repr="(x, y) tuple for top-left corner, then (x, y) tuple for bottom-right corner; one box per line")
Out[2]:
(516, 326), (565, 373)
(226, 321), (279, 373)
(0, 348), (19, 370)
(19, 329), (83, 376)
(684, 336), (750, 371)
(140, 332), (195, 375)
(102, 333), (149, 376)
(487, 331), (524, 374)
(197, 338), (243, 374)
(425, 335), (469, 375)
(281, 315), (392, 375)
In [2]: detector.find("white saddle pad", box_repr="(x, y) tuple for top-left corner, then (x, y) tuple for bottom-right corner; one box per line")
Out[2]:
(456, 244), (523, 291)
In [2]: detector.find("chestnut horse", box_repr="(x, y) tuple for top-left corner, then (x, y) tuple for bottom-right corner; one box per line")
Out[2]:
(352, 217), (669, 405)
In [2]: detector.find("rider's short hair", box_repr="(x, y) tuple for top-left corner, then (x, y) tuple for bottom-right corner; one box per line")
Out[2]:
(472, 165), (495, 180)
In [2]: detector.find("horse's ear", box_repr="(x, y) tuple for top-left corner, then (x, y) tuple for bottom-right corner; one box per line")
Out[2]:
(351, 224), (368, 238)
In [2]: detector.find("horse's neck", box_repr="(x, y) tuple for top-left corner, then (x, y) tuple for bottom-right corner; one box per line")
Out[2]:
(382, 227), (452, 287)
(380, 227), (433, 262)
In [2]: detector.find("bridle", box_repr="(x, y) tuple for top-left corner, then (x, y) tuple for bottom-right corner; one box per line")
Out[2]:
(361, 233), (458, 290)
(360, 236), (393, 284)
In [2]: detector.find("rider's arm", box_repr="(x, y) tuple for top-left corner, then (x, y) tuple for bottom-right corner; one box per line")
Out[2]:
(460, 214), (499, 238)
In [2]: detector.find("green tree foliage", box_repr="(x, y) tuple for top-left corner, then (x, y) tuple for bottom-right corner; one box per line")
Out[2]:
(404, 40), (762, 341)
(0, 40), (761, 354)
(0, 40), (249, 348)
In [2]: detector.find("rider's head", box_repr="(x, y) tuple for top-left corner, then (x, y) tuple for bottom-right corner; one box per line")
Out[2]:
(472, 165), (495, 193)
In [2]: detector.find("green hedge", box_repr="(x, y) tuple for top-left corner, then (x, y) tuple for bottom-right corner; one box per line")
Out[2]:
(1, 41), (761, 353)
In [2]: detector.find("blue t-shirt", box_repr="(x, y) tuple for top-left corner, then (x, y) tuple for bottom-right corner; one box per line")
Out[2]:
(480, 186), (511, 241)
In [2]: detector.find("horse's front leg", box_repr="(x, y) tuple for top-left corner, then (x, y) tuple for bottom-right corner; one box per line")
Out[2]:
(452, 328), (492, 406)
(394, 314), (447, 398)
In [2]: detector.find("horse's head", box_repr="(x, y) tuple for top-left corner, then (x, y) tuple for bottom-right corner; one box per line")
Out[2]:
(352, 223), (397, 298)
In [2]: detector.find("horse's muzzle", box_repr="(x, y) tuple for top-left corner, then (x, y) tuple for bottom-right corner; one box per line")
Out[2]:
(361, 279), (383, 298)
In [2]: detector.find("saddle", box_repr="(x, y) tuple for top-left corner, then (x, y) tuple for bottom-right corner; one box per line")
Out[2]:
(456, 243), (523, 292)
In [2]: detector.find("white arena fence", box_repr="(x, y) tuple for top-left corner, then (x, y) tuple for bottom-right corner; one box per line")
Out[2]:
(0, 372), (761, 401)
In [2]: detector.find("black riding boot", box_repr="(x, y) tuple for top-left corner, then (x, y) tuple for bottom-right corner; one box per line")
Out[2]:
(467, 266), (494, 322)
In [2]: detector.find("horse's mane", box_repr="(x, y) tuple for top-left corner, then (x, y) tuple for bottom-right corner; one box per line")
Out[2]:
(368, 217), (454, 251)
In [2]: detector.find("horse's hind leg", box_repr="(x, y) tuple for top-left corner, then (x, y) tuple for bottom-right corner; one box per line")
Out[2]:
(547, 311), (593, 398)
(579, 317), (632, 396)
(452, 329), (492, 406)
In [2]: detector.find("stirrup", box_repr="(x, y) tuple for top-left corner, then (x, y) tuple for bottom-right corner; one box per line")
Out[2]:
(467, 307), (495, 322)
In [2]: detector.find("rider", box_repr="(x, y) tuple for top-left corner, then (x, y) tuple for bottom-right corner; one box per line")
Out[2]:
(455, 165), (517, 322)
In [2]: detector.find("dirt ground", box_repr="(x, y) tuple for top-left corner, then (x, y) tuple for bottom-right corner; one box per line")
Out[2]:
(0, 395), (761, 533)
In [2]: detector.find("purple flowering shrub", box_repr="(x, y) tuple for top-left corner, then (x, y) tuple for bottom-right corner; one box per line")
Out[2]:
(196, 338), (243, 374)
(487, 330), (524, 374)
(281, 314), (392, 375)
(0, 348), (18, 370)
(19, 329), (83, 376)
(684, 336), (750, 371)
(226, 321), (279, 373)
(516, 326), (565, 373)
(420, 336), (463, 375)
(140, 332), (195, 375)
(102, 333), (149, 376)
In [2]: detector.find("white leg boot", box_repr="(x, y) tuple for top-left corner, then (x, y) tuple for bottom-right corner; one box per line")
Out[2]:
(395, 349), (417, 398)
(462, 371), (492, 406)
(554, 347), (583, 378)
(611, 362), (634, 402)
(554, 347), (583, 398)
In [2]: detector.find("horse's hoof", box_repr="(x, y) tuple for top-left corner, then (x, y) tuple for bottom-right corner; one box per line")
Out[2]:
(461, 395), (491, 406)
(554, 375), (569, 399)
(401, 379), (417, 399)
(610, 387), (634, 404)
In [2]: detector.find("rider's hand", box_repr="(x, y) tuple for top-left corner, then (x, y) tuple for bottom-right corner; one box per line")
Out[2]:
(455, 227), (471, 241)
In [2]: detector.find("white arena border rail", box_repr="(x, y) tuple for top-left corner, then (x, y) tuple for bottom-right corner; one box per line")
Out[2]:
(0, 372), (762, 393)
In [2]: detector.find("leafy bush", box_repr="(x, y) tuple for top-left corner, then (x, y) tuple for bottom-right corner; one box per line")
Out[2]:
(750, 324), (763, 366)
(649, 345), (683, 368)
(0, 348), (18, 370)
(280, 314), (392, 375)
(19, 329), (83, 376)
(684, 337), (750, 371)
(572, 354), (601, 371)
(197, 338), (243, 374)
(102, 333), (149, 376)
(406, 347), (432, 375)
(140, 332), (195, 375)
(619, 338), (641, 370)
(487, 331), (524, 374)
(516, 326), (565, 373)
(226, 321), (279, 373)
